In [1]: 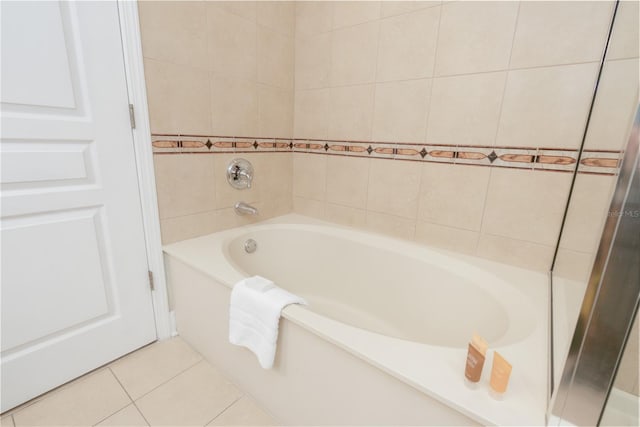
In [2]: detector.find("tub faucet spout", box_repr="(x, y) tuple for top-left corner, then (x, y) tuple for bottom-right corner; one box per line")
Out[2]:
(234, 201), (258, 216)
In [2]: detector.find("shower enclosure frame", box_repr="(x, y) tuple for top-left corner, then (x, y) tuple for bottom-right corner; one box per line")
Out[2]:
(548, 104), (640, 425)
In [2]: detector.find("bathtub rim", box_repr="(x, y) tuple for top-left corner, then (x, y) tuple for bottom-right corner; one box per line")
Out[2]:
(163, 213), (549, 426)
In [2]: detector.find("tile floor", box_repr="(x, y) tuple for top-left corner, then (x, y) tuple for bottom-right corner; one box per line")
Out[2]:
(1, 337), (278, 426)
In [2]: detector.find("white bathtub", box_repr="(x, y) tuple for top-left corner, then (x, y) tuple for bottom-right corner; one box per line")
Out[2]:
(164, 214), (548, 426)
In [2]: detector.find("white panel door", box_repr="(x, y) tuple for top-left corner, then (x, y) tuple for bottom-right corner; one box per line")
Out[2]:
(0, 1), (156, 411)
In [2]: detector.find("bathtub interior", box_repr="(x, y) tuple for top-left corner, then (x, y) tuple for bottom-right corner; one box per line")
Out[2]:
(223, 226), (537, 348)
(163, 214), (550, 426)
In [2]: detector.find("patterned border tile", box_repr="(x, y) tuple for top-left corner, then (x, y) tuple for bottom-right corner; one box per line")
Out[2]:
(151, 134), (621, 176)
(578, 150), (621, 175)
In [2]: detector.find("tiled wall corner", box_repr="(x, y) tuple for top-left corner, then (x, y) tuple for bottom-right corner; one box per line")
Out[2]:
(291, 153), (573, 271)
(142, 0), (631, 276)
(154, 151), (292, 244)
(140, 1), (295, 243)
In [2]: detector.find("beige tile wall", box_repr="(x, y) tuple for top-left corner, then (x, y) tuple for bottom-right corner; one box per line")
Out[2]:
(292, 1), (628, 271)
(139, 1), (295, 243)
(141, 1), (637, 276)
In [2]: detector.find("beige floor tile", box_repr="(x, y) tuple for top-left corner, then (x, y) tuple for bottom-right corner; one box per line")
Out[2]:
(12, 369), (130, 427)
(110, 337), (202, 400)
(136, 361), (242, 426)
(208, 397), (277, 426)
(96, 404), (148, 426)
(1, 415), (15, 427)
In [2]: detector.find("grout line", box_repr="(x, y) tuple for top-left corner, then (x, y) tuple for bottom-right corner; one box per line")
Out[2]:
(203, 2), (213, 135)
(104, 369), (151, 427)
(423, 3), (443, 144)
(475, 1), (523, 255)
(324, 2), (336, 140)
(202, 396), (243, 427)
(289, 58), (603, 91)
(369, 4), (383, 142)
(415, 4), (445, 241)
(121, 358), (204, 404)
(379, 1), (443, 20)
(3, 366), (116, 420)
(90, 369), (136, 427)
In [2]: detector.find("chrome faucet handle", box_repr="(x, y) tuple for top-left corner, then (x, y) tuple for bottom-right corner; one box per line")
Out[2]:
(227, 158), (254, 189)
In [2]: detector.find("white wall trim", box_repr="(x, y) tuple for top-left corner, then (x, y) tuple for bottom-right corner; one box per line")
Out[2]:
(117, 0), (172, 340)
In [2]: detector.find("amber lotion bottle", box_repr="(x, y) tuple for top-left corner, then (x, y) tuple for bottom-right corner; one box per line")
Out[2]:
(489, 351), (513, 399)
(464, 334), (488, 388)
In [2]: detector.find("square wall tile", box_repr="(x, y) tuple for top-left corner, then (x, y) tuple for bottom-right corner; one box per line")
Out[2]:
(144, 59), (211, 135)
(110, 337), (202, 400)
(258, 85), (293, 138)
(138, 1), (207, 69)
(257, 152), (293, 202)
(365, 211), (416, 240)
(376, 7), (440, 81)
(12, 369), (130, 427)
(372, 79), (431, 143)
(553, 249), (595, 283)
(294, 88), (330, 139)
(510, 1), (613, 68)
(135, 361), (242, 427)
(426, 72), (506, 146)
(326, 156), (370, 209)
(206, 6), (257, 82)
(257, 1), (295, 36)
(210, 73), (259, 137)
(330, 22), (380, 86)
(418, 163), (490, 231)
(295, 33), (331, 89)
(381, 1), (441, 18)
(367, 159), (421, 219)
(476, 234), (554, 272)
(608, 0), (639, 60)
(325, 203), (367, 228)
(256, 195), (294, 221)
(481, 168), (572, 246)
(584, 58), (639, 151)
(435, 1), (518, 76)
(559, 174), (616, 253)
(153, 154), (216, 219)
(160, 210), (219, 244)
(332, 1), (381, 29)
(258, 26), (294, 90)
(293, 153), (327, 200)
(293, 196), (326, 219)
(496, 63), (599, 149)
(415, 221), (479, 255)
(328, 84), (376, 141)
(295, 1), (333, 37)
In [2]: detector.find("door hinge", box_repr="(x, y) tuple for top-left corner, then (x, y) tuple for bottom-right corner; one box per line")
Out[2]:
(129, 104), (136, 129)
(148, 270), (155, 291)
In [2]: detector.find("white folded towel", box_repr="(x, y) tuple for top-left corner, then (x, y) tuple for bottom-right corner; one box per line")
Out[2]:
(229, 275), (307, 369)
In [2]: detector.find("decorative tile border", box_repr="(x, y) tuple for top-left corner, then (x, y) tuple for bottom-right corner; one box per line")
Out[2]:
(151, 134), (621, 176)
